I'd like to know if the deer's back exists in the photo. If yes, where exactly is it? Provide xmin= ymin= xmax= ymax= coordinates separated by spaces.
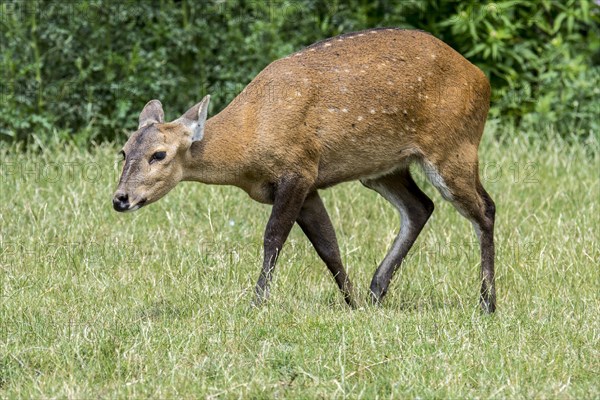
xmin=219 ymin=29 xmax=490 ymax=187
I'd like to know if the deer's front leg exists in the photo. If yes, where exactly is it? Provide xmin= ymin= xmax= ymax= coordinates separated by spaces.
xmin=253 ymin=176 xmax=310 ymax=307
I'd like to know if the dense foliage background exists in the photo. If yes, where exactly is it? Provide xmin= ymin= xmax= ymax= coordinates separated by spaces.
xmin=1 ymin=0 xmax=598 ymax=145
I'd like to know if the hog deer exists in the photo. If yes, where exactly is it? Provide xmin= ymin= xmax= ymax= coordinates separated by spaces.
xmin=113 ymin=28 xmax=496 ymax=312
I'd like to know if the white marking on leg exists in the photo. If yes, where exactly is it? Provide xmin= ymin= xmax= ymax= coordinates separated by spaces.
xmin=420 ymin=160 xmax=454 ymax=200
xmin=472 ymin=222 xmax=483 ymax=241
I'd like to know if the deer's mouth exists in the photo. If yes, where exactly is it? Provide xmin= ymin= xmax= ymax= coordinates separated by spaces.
xmin=128 ymin=198 xmax=147 ymax=211
xmin=113 ymin=195 xmax=147 ymax=213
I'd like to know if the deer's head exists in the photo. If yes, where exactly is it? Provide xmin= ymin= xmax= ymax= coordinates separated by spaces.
xmin=113 ymin=96 xmax=210 ymax=212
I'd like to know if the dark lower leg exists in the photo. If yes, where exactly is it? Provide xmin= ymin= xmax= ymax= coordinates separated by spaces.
xmin=253 ymin=176 xmax=310 ymax=307
xmin=362 ymin=172 xmax=434 ymax=304
xmin=479 ymin=188 xmax=496 ymax=313
xmin=297 ymin=192 xmax=356 ymax=308
xmin=450 ymin=187 xmax=496 ymax=313
xmin=369 ymin=231 xmax=419 ymax=303
xmin=479 ymin=228 xmax=496 ymax=313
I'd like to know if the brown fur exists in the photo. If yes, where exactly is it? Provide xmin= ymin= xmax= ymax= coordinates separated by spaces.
xmin=114 ymin=28 xmax=496 ymax=311
xmin=181 ymin=29 xmax=490 ymax=202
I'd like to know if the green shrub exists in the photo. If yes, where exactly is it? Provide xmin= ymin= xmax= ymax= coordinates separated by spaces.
xmin=441 ymin=0 xmax=599 ymax=136
xmin=0 ymin=0 xmax=598 ymax=145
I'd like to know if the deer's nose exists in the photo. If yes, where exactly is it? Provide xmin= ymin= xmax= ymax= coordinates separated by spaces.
xmin=113 ymin=192 xmax=129 ymax=212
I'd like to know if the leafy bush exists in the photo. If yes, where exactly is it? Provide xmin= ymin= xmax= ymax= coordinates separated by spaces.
xmin=440 ymin=0 xmax=600 ymax=136
xmin=0 ymin=0 xmax=598 ymax=145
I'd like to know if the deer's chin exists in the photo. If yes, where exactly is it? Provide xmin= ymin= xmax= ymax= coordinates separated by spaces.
xmin=124 ymin=198 xmax=147 ymax=212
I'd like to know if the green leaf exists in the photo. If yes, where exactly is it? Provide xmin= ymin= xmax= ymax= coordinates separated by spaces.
xmin=553 ymin=12 xmax=567 ymax=33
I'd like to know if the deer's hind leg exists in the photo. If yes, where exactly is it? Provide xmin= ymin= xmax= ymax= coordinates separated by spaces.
xmin=361 ymin=168 xmax=434 ymax=304
xmin=421 ymin=154 xmax=496 ymax=313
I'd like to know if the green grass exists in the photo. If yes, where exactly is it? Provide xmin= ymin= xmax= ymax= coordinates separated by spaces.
xmin=1 ymin=125 xmax=599 ymax=398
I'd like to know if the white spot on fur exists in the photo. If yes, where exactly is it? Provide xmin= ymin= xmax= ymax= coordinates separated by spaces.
xmin=358 ymin=33 xmax=365 ymax=37
xmin=324 ymin=43 xmax=332 ymax=47
xmin=328 ymin=108 xmax=336 ymax=113
xmin=342 ymin=108 xmax=348 ymax=113
xmin=337 ymin=39 xmax=343 ymax=42
xmin=360 ymin=69 xmax=366 ymax=73
xmin=344 ymin=69 xmax=350 ymax=73
xmin=309 ymin=48 xmax=316 ymax=52
xmin=403 ymin=109 xmax=408 ymax=115
xmin=357 ymin=116 xmax=363 ymax=121
xmin=370 ymin=109 xmax=376 ymax=114
xmin=387 ymin=80 xmax=393 ymax=85
xmin=417 ymin=76 xmax=422 ymax=82
xmin=431 ymin=54 xmax=436 ymax=59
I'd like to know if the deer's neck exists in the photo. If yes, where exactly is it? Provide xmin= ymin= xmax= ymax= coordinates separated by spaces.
xmin=183 ymin=111 xmax=249 ymax=186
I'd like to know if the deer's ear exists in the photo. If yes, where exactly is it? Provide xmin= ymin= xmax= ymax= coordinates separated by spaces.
xmin=138 ymin=100 xmax=164 ymax=129
xmin=176 ymin=95 xmax=210 ymax=142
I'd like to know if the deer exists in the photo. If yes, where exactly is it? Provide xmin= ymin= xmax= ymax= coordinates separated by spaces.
xmin=113 ymin=28 xmax=496 ymax=313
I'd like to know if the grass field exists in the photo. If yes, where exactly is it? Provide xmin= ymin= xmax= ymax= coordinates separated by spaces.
xmin=1 ymin=124 xmax=599 ymax=398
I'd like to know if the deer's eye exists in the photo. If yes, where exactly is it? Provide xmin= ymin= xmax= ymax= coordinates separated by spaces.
xmin=150 ymin=151 xmax=167 ymax=163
